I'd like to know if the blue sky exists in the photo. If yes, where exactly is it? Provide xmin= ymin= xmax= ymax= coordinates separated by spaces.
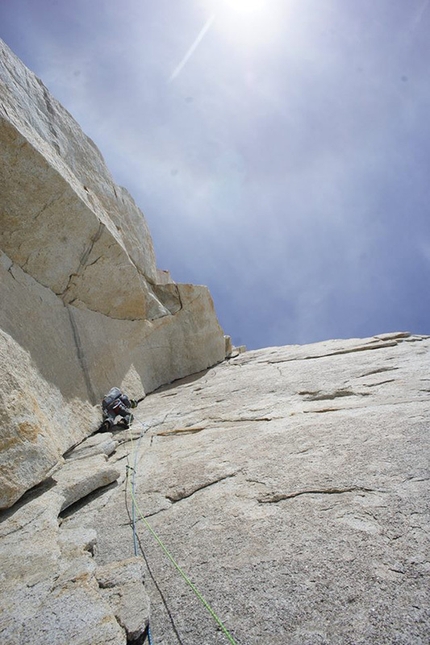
xmin=1 ymin=0 xmax=429 ymax=349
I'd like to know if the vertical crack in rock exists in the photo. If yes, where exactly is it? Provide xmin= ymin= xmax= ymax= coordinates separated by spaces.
xmin=76 ymin=221 xmax=105 ymax=272
xmin=60 ymin=221 xmax=104 ymax=299
xmin=67 ymin=305 xmax=97 ymax=405
xmin=175 ymin=283 xmax=183 ymax=311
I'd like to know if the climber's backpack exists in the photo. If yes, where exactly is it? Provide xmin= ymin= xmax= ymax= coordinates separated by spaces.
xmin=102 ymin=387 xmax=122 ymax=411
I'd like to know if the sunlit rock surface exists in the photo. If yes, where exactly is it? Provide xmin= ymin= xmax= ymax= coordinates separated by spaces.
xmin=2 ymin=333 xmax=427 ymax=644
xmin=88 ymin=332 xmax=429 ymax=645
xmin=0 ymin=39 xmax=226 ymax=507
xmin=1 ymin=38 xmax=428 ymax=645
xmin=0 ymin=430 xmax=149 ymax=644
xmin=0 ymin=328 xmax=99 ymax=509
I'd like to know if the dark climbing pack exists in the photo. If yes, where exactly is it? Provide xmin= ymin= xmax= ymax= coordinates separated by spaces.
xmin=102 ymin=387 xmax=122 ymax=411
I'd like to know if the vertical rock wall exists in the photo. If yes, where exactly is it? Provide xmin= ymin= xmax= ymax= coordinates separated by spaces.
xmin=0 ymin=39 xmax=226 ymax=508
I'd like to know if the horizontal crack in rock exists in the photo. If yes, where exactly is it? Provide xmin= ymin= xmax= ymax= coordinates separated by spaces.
xmin=359 ymin=367 xmax=399 ymax=378
xmin=211 ymin=416 xmax=273 ymax=424
xmin=268 ymin=341 xmax=399 ymax=364
xmin=303 ymin=408 xmax=340 ymax=414
xmin=157 ymin=426 xmax=206 ymax=436
xmin=298 ymin=389 xmax=368 ymax=401
xmin=166 ymin=472 xmax=239 ymax=503
xmin=301 ymin=398 xmax=422 ymax=414
xmin=364 ymin=379 xmax=396 ymax=388
xmin=258 ymin=486 xmax=378 ymax=504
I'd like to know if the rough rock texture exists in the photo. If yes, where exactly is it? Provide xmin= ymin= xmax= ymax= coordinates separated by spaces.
xmin=0 ymin=328 xmax=99 ymax=509
xmin=87 ymin=332 xmax=430 ymax=644
xmin=0 ymin=39 xmax=226 ymax=507
xmin=1 ymin=40 xmax=428 ymax=645
xmin=2 ymin=332 xmax=428 ymax=644
xmin=96 ymin=558 xmax=150 ymax=641
xmin=0 ymin=432 xmax=150 ymax=645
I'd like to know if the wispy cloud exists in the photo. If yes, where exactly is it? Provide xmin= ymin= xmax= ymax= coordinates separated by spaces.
xmin=168 ymin=13 xmax=215 ymax=82
xmin=3 ymin=1 xmax=429 ymax=348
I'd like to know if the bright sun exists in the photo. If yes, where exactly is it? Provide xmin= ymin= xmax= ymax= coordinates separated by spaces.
xmin=199 ymin=0 xmax=283 ymax=49
xmin=221 ymin=0 xmax=268 ymax=14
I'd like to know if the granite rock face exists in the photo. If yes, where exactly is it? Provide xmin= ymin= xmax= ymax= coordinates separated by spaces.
xmin=0 ymin=328 xmax=99 ymax=509
xmin=0 ymin=39 xmax=226 ymax=507
xmin=2 ymin=333 xmax=428 ymax=644
xmin=0 ymin=431 xmax=151 ymax=645
xmin=1 ymin=38 xmax=428 ymax=645
xmin=88 ymin=333 xmax=430 ymax=645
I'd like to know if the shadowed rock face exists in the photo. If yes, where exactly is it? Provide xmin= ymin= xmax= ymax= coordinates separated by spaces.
xmin=0 ymin=39 xmax=226 ymax=508
xmin=2 ymin=333 xmax=428 ymax=644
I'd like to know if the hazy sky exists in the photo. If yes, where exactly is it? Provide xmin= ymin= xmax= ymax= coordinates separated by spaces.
xmin=1 ymin=0 xmax=429 ymax=349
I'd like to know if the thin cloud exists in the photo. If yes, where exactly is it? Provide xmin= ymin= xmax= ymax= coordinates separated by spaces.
xmin=168 ymin=13 xmax=215 ymax=82
xmin=2 ymin=1 xmax=428 ymax=348
xmin=401 ymin=0 xmax=429 ymax=43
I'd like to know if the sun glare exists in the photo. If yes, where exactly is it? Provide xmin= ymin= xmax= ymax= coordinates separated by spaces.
xmin=210 ymin=0 xmax=284 ymax=45
xmin=226 ymin=0 xmax=268 ymax=14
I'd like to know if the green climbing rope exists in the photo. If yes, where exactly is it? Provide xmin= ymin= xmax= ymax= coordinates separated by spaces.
xmin=126 ymin=426 xmax=239 ymax=645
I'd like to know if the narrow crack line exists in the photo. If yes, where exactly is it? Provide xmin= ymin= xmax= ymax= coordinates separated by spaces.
xmin=61 ymin=222 xmax=104 ymax=297
xmin=268 ymin=341 xmax=399 ymax=365
xmin=158 ymin=426 xmax=206 ymax=437
xmin=86 ymin=254 xmax=103 ymax=267
xmin=306 ymin=341 xmax=399 ymax=359
xmin=210 ymin=416 xmax=273 ymax=424
xmin=33 ymin=192 xmax=64 ymax=221
xmin=175 ymin=283 xmax=183 ymax=311
xmin=303 ymin=408 xmax=340 ymax=414
xmin=299 ymin=389 xmax=369 ymax=401
xmin=301 ymin=398 xmax=426 ymax=414
xmin=359 ymin=367 xmax=399 ymax=378
xmin=77 ymin=221 xmax=104 ymax=269
xmin=1 ymin=102 xmax=11 ymax=117
xmin=5 ymin=250 xmax=143 ymax=323
xmin=139 ymin=505 xmax=172 ymax=520
xmin=258 ymin=486 xmax=379 ymax=504
xmin=67 ymin=305 xmax=97 ymax=404
xmin=245 ymin=477 xmax=268 ymax=487
xmin=118 ymin=499 xmax=171 ymax=524
xmin=166 ymin=471 xmax=240 ymax=504
xmin=363 ymin=379 xmax=396 ymax=388
xmin=0 ymin=508 xmax=46 ymax=538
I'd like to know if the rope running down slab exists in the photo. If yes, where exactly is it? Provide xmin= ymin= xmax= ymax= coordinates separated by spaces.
xmin=126 ymin=422 xmax=239 ymax=645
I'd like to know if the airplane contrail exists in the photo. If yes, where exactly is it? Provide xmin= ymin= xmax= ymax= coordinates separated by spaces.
xmin=169 ymin=14 xmax=215 ymax=82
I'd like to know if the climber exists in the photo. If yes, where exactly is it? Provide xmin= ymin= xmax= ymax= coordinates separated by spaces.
xmin=100 ymin=387 xmax=137 ymax=431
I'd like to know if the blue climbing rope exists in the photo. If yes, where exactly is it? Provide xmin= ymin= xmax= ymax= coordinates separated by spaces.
xmin=128 ymin=423 xmax=154 ymax=645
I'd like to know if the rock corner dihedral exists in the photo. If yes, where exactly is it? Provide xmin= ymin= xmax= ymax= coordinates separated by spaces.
xmin=1 ymin=38 xmax=429 ymax=645
xmin=0 ymin=37 xmax=229 ymax=510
